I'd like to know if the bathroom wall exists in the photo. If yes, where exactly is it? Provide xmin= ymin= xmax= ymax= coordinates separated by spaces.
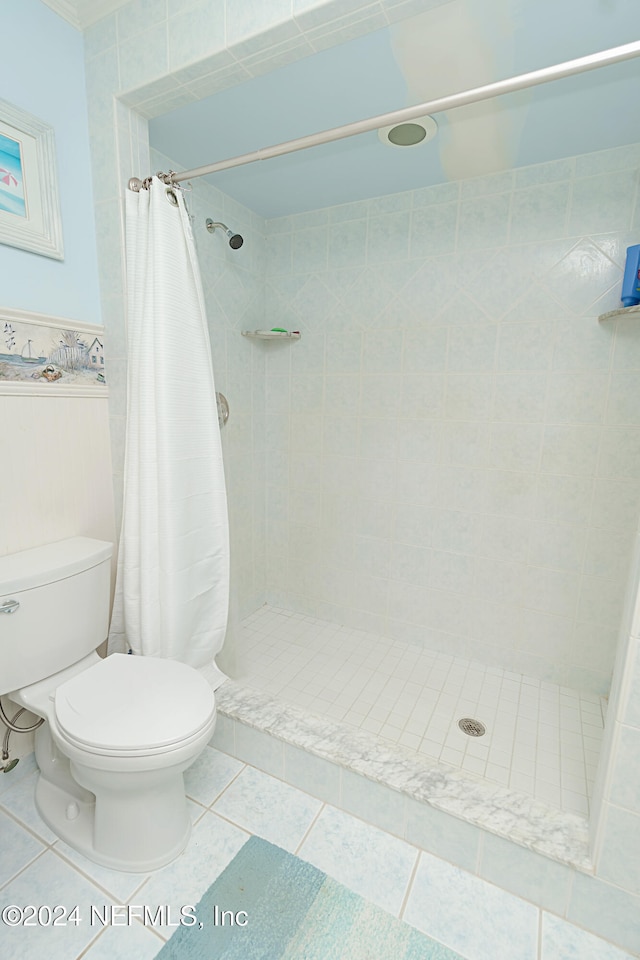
xmin=0 ymin=0 xmax=101 ymax=323
xmin=0 ymin=393 xmax=115 ymax=560
xmin=0 ymin=0 xmax=114 ymax=759
xmin=262 ymin=143 xmax=640 ymax=694
xmin=0 ymin=0 xmax=114 ymax=559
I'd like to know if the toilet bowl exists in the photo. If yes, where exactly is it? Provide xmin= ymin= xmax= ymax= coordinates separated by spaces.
xmin=1 ymin=538 xmax=219 ymax=872
xmin=15 ymin=651 xmax=216 ymax=872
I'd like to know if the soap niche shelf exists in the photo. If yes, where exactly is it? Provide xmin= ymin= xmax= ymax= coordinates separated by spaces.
xmin=242 ymin=330 xmax=301 ymax=340
xmin=598 ymin=304 xmax=640 ymax=322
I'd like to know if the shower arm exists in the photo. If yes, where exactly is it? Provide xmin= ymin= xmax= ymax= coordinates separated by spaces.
xmin=151 ymin=40 xmax=640 ymax=186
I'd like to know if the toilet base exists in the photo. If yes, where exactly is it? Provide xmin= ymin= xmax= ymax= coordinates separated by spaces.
xmin=35 ymin=775 xmax=192 ymax=873
xmin=27 ymin=714 xmax=214 ymax=873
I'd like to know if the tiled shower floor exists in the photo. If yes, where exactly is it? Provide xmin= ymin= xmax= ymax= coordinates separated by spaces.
xmin=235 ymin=606 xmax=606 ymax=817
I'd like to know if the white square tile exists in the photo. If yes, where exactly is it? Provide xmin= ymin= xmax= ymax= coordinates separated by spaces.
xmin=134 ymin=812 xmax=248 ymax=937
xmin=510 ymin=183 xmax=569 ymax=242
xmin=0 ymin=851 xmax=109 ymax=960
xmin=211 ymin=766 xmax=321 ymax=852
xmin=541 ymin=912 xmax=635 ymax=960
xmin=480 ymin=833 xmax=571 ymax=915
xmin=298 ymin=805 xmax=418 ymax=915
xmin=404 ymin=851 xmax=539 ymax=960
xmin=596 ymin=805 xmax=640 ymax=895
xmin=81 ymin=920 xmax=162 ymax=960
xmin=0 ymin=771 xmax=57 ymax=844
xmin=184 ymin=747 xmax=244 ymax=806
xmin=485 ymin=764 xmax=510 ymax=785
xmin=458 ymin=194 xmax=511 ymax=250
xmin=535 ymin=782 xmax=562 ymax=806
xmin=0 ymin=754 xmax=37 ymax=797
xmin=0 ymin=809 xmax=45 ymax=887
xmin=51 ymin=840 xmax=148 ymax=904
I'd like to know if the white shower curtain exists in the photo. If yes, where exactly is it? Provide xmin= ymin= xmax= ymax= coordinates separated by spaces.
xmin=109 ymin=177 xmax=229 ymax=685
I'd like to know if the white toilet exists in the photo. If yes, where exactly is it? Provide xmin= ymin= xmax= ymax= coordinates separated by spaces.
xmin=0 ymin=537 xmax=217 ymax=872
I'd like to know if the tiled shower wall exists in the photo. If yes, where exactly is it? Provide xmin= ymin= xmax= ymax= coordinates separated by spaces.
xmin=262 ymin=143 xmax=640 ymax=694
xmin=145 ymin=139 xmax=640 ymax=697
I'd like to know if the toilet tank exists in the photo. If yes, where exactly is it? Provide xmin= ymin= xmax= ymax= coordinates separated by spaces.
xmin=0 ymin=538 xmax=113 ymax=697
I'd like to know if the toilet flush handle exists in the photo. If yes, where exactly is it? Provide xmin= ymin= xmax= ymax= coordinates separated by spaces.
xmin=0 ymin=600 xmax=20 ymax=615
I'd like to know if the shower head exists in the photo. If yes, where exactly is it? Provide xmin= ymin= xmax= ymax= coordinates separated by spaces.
xmin=205 ymin=218 xmax=244 ymax=249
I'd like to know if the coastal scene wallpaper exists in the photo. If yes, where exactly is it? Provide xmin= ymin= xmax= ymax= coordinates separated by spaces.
xmin=0 ymin=313 xmax=106 ymax=388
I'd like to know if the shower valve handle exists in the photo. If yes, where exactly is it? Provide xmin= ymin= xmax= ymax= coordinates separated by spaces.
xmin=0 ymin=600 xmax=20 ymax=615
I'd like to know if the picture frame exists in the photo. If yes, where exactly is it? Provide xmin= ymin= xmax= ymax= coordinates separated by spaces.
xmin=0 ymin=98 xmax=64 ymax=260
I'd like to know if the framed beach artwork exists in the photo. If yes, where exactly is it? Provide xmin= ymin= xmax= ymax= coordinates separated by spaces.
xmin=0 ymin=98 xmax=64 ymax=260
xmin=0 ymin=307 xmax=107 ymax=397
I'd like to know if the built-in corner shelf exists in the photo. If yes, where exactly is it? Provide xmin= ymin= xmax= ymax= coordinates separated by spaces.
xmin=242 ymin=330 xmax=301 ymax=340
xmin=598 ymin=304 xmax=640 ymax=322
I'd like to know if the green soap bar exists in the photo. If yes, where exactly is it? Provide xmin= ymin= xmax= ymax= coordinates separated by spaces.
xmin=270 ymin=327 xmax=288 ymax=332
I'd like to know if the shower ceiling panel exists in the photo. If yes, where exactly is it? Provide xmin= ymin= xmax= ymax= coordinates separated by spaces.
xmin=148 ymin=0 xmax=640 ymax=218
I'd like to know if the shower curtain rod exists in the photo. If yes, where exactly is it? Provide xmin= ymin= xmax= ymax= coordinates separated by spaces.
xmin=132 ymin=39 xmax=640 ymax=189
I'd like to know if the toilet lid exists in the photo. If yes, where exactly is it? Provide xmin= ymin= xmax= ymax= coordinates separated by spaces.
xmin=54 ymin=654 xmax=216 ymax=754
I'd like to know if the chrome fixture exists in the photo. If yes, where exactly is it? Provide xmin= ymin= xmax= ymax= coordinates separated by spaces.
xmin=0 ymin=600 xmax=20 ymax=615
xmin=458 ymin=718 xmax=486 ymax=737
xmin=216 ymin=392 xmax=229 ymax=428
xmin=205 ymin=219 xmax=244 ymax=249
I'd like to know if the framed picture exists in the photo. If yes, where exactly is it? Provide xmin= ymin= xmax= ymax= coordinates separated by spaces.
xmin=0 ymin=98 xmax=63 ymax=260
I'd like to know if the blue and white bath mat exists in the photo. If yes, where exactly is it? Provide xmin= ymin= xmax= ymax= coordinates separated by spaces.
xmin=156 ymin=835 xmax=463 ymax=959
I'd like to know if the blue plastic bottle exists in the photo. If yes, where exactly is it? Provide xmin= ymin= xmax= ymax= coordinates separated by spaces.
xmin=621 ymin=244 xmax=640 ymax=307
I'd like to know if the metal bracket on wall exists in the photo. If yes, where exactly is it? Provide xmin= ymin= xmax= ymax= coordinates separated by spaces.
xmin=216 ymin=392 xmax=229 ymax=429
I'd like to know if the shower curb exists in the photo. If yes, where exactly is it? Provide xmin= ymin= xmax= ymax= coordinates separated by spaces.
xmin=214 ymin=679 xmax=592 ymax=874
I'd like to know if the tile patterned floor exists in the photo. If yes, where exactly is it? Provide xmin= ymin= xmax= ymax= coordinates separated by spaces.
xmin=235 ymin=606 xmax=606 ymax=816
xmin=0 ymin=746 xmax=634 ymax=960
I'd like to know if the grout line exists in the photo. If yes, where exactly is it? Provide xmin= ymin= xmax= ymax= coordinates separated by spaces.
xmin=537 ymin=907 xmax=544 ymax=960
xmin=563 ymin=852 xmax=577 ymax=922
xmin=293 ymin=801 xmax=325 ymax=856
xmin=48 ymin=842 xmax=147 ymax=904
xmin=397 ymin=845 xmax=421 ymax=921
xmin=0 ymin=800 xmax=58 ymax=854
xmin=187 ymin=798 xmax=208 ymax=820
xmin=75 ymin=925 xmax=110 ymax=960
xmin=203 ymin=760 xmax=248 ymax=810
xmin=202 ymin=805 xmax=253 ymax=838
xmin=475 ymin=829 xmax=484 ymax=876
xmin=0 ymin=844 xmax=50 ymax=894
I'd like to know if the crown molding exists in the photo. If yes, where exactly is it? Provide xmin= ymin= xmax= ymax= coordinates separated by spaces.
xmin=40 ymin=0 xmax=131 ymax=30
xmin=76 ymin=0 xmax=131 ymax=28
xmin=40 ymin=0 xmax=81 ymax=29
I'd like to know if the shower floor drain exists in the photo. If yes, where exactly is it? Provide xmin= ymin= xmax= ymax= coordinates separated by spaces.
xmin=458 ymin=717 xmax=486 ymax=737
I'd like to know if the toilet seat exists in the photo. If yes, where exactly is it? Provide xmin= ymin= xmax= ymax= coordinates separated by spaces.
xmin=54 ymin=653 xmax=216 ymax=757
